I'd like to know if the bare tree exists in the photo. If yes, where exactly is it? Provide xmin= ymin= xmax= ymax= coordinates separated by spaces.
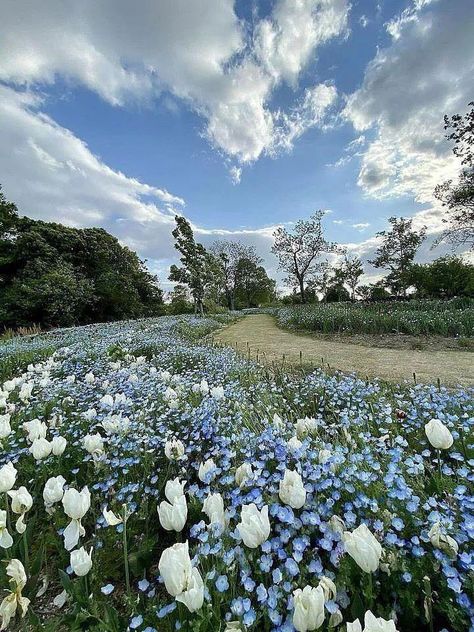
xmin=271 ymin=211 xmax=338 ymax=303
xmin=211 ymin=240 xmax=261 ymax=310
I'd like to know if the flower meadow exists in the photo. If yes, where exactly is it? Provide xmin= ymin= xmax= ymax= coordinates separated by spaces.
xmin=0 ymin=315 xmax=473 ymax=632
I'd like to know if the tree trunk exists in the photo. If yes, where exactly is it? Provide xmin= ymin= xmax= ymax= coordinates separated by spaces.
xmin=298 ymin=276 xmax=306 ymax=303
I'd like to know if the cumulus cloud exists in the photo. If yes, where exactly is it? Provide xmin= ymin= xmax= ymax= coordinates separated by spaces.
xmin=0 ymin=0 xmax=349 ymax=166
xmin=344 ymin=0 xmax=474 ymax=211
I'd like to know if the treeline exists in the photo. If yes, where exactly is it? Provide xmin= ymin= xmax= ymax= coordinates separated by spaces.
xmin=0 ymin=189 xmax=164 ymax=328
xmin=167 ymin=215 xmax=276 ymax=315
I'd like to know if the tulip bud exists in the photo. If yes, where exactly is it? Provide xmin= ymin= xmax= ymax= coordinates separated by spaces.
xmin=175 ymin=566 xmax=204 ymax=612
xmin=293 ymin=585 xmax=325 ymax=632
xmin=424 ymin=418 xmax=453 ymax=450
xmin=51 ymin=436 xmax=67 ymax=456
xmin=158 ymin=495 xmax=187 ymax=532
xmin=70 ymin=547 xmax=93 ymax=576
xmin=202 ymin=493 xmax=226 ymax=527
xmin=62 ymin=486 xmax=91 ymax=550
xmin=237 ymin=504 xmax=270 ymax=549
xmin=164 ymin=478 xmax=186 ymax=504
xmin=279 ymin=469 xmax=306 ymax=509
xmin=0 ymin=414 xmax=12 ymax=440
xmin=43 ymin=475 xmax=66 ymax=508
xmin=210 ymin=386 xmax=225 ymax=400
xmin=83 ymin=434 xmax=104 ymax=458
xmin=158 ymin=541 xmax=193 ymax=596
xmin=288 ymin=435 xmax=303 ymax=452
xmin=198 ymin=458 xmax=216 ymax=482
xmin=0 ymin=510 xmax=13 ymax=549
xmin=348 ymin=610 xmax=398 ymax=631
xmin=235 ymin=462 xmax=253 ymax=488
xmin=0 ymin=462 xmax=17 ymax=493
xmin=23 ymin=419 xmax=47 ymax=443
xmin=8 ymin=487 xmax=33 ymax=534
xmin=344 ymin=524 xmax=382 ymax=573
xmin=428 ymin=521 xmax=458 ymax=558
xmin=29 ymin=437 xmax=52 ymax=461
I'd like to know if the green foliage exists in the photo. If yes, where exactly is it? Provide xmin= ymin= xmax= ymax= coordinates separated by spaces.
xmin=275 ymin=299 xmax=474 ymax=336
xmin=234 ymin=257 xmax=276 ymax=308
xmin=0 ymin=188 xmax=164 ymax=328
xmin=404 ymin=256 xmax=474 ymax=298
xmin=325 ymin=283 xmax=351 ymax=303
xmin=369 ymin=217 xmax=426 ymax=295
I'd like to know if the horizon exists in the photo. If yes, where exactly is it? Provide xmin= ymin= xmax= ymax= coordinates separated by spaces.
xmin=1 ymin=0 xmax=473 ymax=290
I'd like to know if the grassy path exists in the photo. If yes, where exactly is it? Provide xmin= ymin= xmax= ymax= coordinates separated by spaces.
xmin=215 ymin=314 xmax=474 ymax=387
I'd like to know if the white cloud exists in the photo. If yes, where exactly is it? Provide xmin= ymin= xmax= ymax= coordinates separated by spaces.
xmin=352 ymin=222 xmax=370 ymax=231
xmin=0 ymin=0 xmax=349 ymax=166
xmin=344 ymin=0 xmax=474 ymax=212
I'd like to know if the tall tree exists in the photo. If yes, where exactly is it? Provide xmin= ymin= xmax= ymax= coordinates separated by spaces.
xmin=434 ymin=102 xmax=474 ymax=250
xmin=272 ymin=211 xmax=338 ymax=303
xmin=369 ymin=217 xmax=426 ymax=296
xmin=211 ymin=240 xmax=261 ymax=310
xmin=169 ymin=215 xmax=217 ymax=316
xmin=234 ymin=258 xmax=276 ymax=307
xmin=334 ymin=255 xmax=364 ymax=300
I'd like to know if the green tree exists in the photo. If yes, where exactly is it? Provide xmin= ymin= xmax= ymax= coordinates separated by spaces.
xmin=169 ymin=216 xmax=217 ymax=316
xmin=211 ymin=241 xmax=261 ymax=310
xmin=404 ymin=256 xmax=474 ymax=298
xmin=272 ymin=211 xmax=338 ymax=303
xmin=334 ymin=255 xmax=364 ymax=300
xmin=325 ymin=283 xmax=350 ymax=302
xmin=369 ymin=217 xmax=426 ymax=295
xmin=234 ymin=258 xmax=276 ymax=307
xmin=434 ymin=103 xmax=474 ymax=250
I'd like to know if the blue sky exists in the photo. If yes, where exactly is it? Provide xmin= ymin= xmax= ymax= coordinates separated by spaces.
xmin=1 ymin=0 xmax=472 ymax=289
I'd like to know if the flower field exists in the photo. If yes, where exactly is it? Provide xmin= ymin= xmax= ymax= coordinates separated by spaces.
xmin=273 ymin=299 xmax=474 ymax=337
xmin=0 ymin=314 xmax=473 ymax=632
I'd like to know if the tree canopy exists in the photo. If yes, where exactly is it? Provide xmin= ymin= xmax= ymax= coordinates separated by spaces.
xmin=0 ymin=187 xmax=164 ymax=328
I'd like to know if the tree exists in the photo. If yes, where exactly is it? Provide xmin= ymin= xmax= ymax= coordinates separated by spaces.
xmin=234 ymin=258 xmax=276 ymax=307
xmin=168 ymin=285 xmax=193 ymax=315
xmin=169 ymin=216 xmax=217 ymax=316
xmin=0 ymin=187 xmax=164 ymax=328
xmin=211 ymin=241 xmax=261 ymax=310
xmin=369 ymin=217 xmax=426 ymax=296
xmin=325 ymin=283 xmax=350 ymax=302
xmin=403 ymin=256 xmax=474 ymax=298
xmin=272 ymin=211 xmax=338 ymax=303
xmin=434 ymin=102 xmax=474 ymax=250
xmin=334 ymin=255 xmax=364 ymax=300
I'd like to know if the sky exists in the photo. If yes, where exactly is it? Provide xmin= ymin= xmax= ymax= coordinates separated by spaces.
xmin=1 ymin=0 xmax=473 ymax=291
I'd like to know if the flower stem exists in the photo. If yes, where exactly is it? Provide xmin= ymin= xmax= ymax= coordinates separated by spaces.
xmin=123 ymin=506 xmax=131 ymax=598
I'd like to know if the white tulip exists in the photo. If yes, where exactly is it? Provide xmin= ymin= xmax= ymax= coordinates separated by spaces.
xmin=23 ymin=419 xmax=47 ymax=443
xmin=347 ymin=610 xmax=398 ymax=631
xmin=84 ymin=372 xmax=95 ymax=384
xmin=164 ymin=387 xmax=178 ymax=401
xmin=164 ymin=438 xmax=185 ymax=460
xmin=329 ymin=515 xmax=345 ymax=536
xmin=70 ymin=547 xmax=93 ymax=576
xmin=237 ymin=504 xmax=270 ymax=548
xmin=102 ymin=507 xmax=123 ymax=526
xmin=199 ymin=379 xmax=209 ymax=395
xmin=165 ymin=478 xmax=186 ymax=504
xmin=82 ymin=408 xmax=97 ymax=421
xmin=318 ymin=576 xmax=337 ymax=602
xmin=83 ymin=434 xmax=104 ymax=458
xmin=0 ymin=415 xmax=12 ymax=439
xmin=210 ymin=386 xmax=225 ymax=400
xmin=296 ymin=417 xmax=317 ymax=438
xmin=158 ymin=495 xmax=187 ymax=532
xmin=273 ymin=413 xmax=284 ymax=429
xmin=158 ymin=541 xmax=193 ymax=596
xmin=344 ymin=524 xmax=382 ymax=573
xmin=0 ymin=559 xmax=29 ymax=629
xmin=428 ymin=521 xmax=458 ymax=557
xmin=51 ymin=436 xmax=67 ymax=456
xmin=235 ymin=462 xmax=254 ymax=488
xmin=8 ymin=487 xmax=33 ymax=534
xmin=0 ymin=462 xmax=17 ymax=493
xmin=160 ymin=370 xmax=172 ymax=383
xmin=279 ymin=469 xmax=306 ymax=509
xmin=29 ymin=437 xmax=52 ymax=461
xmin=318 ymin=449 xmax=332 ymax=465
xmin=0 ymin=510 xmax=13 ymax=548
xmin=100 ymin=394 xmax=114 ymax=408
xmin=202 ymin=493 xmax=226 ymax=527
xmin=62 ymin=486 xmax=91 ymax=550
xmin=43 ymin=476 xmax=66 ymax=508
xmin=424 ymin=418 xmax=453 ymax=450
xmin=19 ymin=383 xmax=33 ymax=402
xmin=288 ymin=435 xmax=303 ymax=451
xmin=175 ymin=566 xmax=204 ymax=612
xmin=293 ymin=585 xmax=325 ymax=631
xmin=198 ymin=458 xmax=216 ymax=482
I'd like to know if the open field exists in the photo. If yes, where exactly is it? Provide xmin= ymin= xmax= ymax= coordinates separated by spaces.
xmin=215 ymin=314 xmax=474 ymax=387
xmin=274 ymin=299 xmax=474 ymax=338
xmin=0 ymin=314 xmax=472 ymax=631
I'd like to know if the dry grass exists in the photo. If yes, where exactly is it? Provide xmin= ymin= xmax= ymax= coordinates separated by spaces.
xmin=215 ymin=314 xmax=474 ymax=387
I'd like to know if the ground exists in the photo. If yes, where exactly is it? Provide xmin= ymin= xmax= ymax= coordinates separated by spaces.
xmin=214 ymin=313 xmax=474 ymax=387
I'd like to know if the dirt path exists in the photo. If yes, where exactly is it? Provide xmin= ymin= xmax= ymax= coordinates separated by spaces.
xmin=215 ymin=314 xmax=474 ymax=387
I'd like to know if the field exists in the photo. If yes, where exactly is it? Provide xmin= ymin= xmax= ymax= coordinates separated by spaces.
xmin=273 ymin=299 xmax=474 ymax=338
xmin=0 ymin=314 xmax=473 ymax=631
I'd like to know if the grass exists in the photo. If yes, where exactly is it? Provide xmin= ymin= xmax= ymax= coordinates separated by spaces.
xmin=214 ymin=313 xmax=474 ymax=387
xmin=272 ymin=298 xmax=474 ymax=337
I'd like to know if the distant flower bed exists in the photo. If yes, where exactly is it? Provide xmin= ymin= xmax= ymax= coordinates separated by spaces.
xmin=0 ymin=314 xmax=472 ymax=631
xmin=273 ymin=299 xmax=474 ymax=337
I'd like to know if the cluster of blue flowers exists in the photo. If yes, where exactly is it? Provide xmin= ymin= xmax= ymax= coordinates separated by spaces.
xmin=0 ymin=314 xmax=472 ymax=631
